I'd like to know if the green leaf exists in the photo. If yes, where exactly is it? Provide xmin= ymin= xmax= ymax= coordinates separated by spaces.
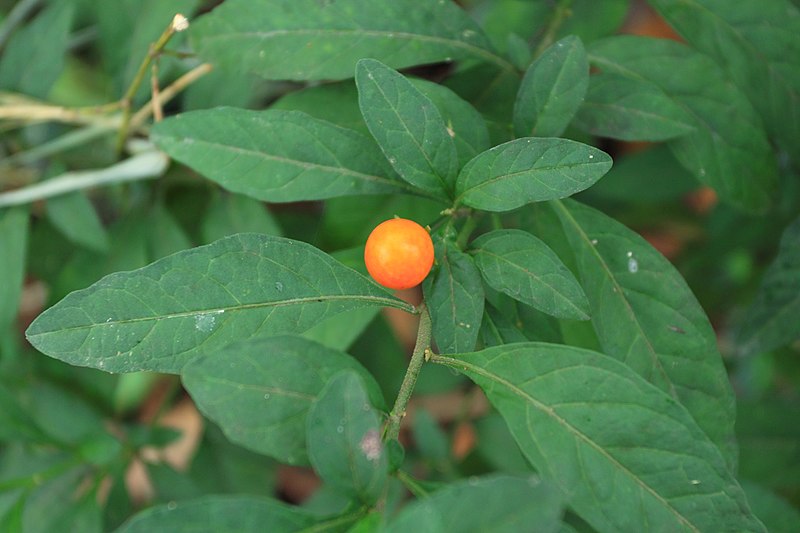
xmin=559 ymin=0 xmax=631 ymax=44
xmin=301 ymin=306 xmax=379 ymax=352
xmin=45 ymin=192 xmax=109 ymax=253
xmin=26 ymin=233 xmax=413 ymax=374
xmin=386 ymin=474 xmax=564 ymax=533
xmin=114 ymin=495 xmax=357 ymax=532
xmin=191 ymin=0 xmax=510 ymax=81
xmin=201 ymin=193 xmax=282 ymax=244
xmin=474 ymin=414 xmax=531 ymax=474
xmin=151 ymin=108 xmax=413 ymax=203
xmin=146 ymin=205 xmax=192 ymax=260
xmin=432 ymin=344 xmax=765 ymax=532
xmin=0 ymin=208 xmax=28 ymax=335
xmin=470 ymin=229 xmax=589 ymax=320
xmin=479 ymin=304 xmax=529 ymax=348
xmin=271 ymin=81 xmax=367 ymax=134
xmin=648 ymin=0 xmax=800 ymax=160
xmin=412 ymin=408 xmax=450 ymax=465
xmin=736 ymin=399 xmax=800 ymax=491
xmin=307 ymin=371 xmax=388 ymax=503
xmin=740 ymin=481 xmax=800 ymax=533
xmin=514 ymin=35 xmax=589 ymax=138
xmin=182 ymin=336 xmax=384 ymax=465
xmin=574 ymin=73 xmax=696 ymax=141
xmin=409 ymin=79 xmax=491 ymax=168
xmin=553 ymin=199 xmax=737 ymax=469
xmin=445 ymin=63 xmax=521 ymax=144
xmin=423 ymin=241 xmax=484 ymax=354
xmin=455 ymin=138 xmax=612 ymax=212
xmin=585 ymin=144 xmax=697 ymax=203
xmin=736 ymin=216 xmax=800 ymax=356
xmin=0 ymin=0 xmax=74 ymax=99
xmin=588 ymin=35 xmax=777 ymax=213
xmin=356 ymin=59 xmax=458 ymax=198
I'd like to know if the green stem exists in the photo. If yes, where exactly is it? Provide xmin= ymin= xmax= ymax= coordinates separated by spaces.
xmin=456 ymin=212 xmax=479 ymax=249
xmin=532 ymin=0 xmax=574 ymax=60
xmin=0 ymin=150 xmax=168 ymax=207
xmin=384 ymin=304 xmax=432 ymax=442
xmin=115 ymin=14 xmax=188 ymax=153
xmin=396 ymin=469 xmax=430 ymax=498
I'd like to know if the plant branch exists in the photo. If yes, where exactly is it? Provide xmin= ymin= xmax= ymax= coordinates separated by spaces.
xmin=384 ymin=304 xmax=432 ymax=442
xmin=115 ymin=13 xmax=189 ymax=152
xmin=532 ymin=0 xmax=574 ymax=60
xmin=130 ymin=62 xmax=213 ymax=129
xmin=0 ymin=150 xmax=169 ymax=207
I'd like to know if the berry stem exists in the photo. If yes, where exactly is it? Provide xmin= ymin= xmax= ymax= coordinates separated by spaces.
xmin=384 ymin=303 xmax=432 ymax=442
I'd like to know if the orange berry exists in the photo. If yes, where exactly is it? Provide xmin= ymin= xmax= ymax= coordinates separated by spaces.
xmin=364 ymin=218 xmax=434 ymax=290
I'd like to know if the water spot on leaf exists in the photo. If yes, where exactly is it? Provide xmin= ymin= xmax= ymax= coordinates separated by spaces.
xmin=627 ymin=254 xmax=639 ymax=273
xmin=336 ymin=425 xmax=344 ymax=434
xmin=275 ymin=281 xmax=284 ymax=292
xmin=195 ymin=313 xmax=217 ymax=332
xmin=360 ymin=429 xmax=382 ymax=461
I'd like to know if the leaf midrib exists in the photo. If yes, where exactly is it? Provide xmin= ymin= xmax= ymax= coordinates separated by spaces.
xmin=456 ymin=158 xmax=606 ymax=204
xmin=203 ymin=28 xmax=515 ymax=72
xmin=28 ymin=294 xmax=413 ymax=336
xmin=161 ymin=136 xmax=414 ymax=193
xmin=474 ymin=247 xmax=587 ymax=318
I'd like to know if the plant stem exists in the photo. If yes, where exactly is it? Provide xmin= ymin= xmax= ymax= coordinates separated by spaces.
xmin=130 ymin=62 xmax=213 ymax=129
xmin=115 ymin=14 xmax=189 ymax=153
xmin=532 ymin=0 xmax=574 ymax=60
xmin=456 ymin=212 xmax=479 ymax=249
xmin=0 ymin=150 xmax=169 ymax=207
xmin=385 ymin=304 xmax=432 ymax=441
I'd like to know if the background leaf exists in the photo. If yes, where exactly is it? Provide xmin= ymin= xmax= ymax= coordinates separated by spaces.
xmin=26 ymin=233 xmax=412 ymax=374
xmin=0 ymin=0 xmax=74 ymax=99
xmin=736 ymin=399 xmax=800 ymax=492
xmin=433 ymin=343 xmax=765 ymax=532
xmin=0 ymin=208 xmax=28 ymax=336
xmin=45 ymin=193 xmax=109 ymax=253
xmin=423 ymin=240 xmax=484 ymax=354
xmin=584 ymin=144 xmax=696 ymax=203
xmin=201 ymin=193 xmax=282 ymax=244
xmin=182 ymin=336 xmax=384 ymax=465
xmin=553 ymin=199 xmax=738 ymax=469
xmin=152 ymin=108 xmax=413 ymax=203
xmin=410 ymin=79 xmax=491 ymax=168
xmin=513 ymin=35 xmax=589 ymax=138
xmin=588 ymin=35 xmax=777 ymax=213
xmin=736 ymin=215 xmax=800 ymax=356
xmin=115 ymin=495 xmax=352 ymax=532
xmin=647 ymin=0 xmax=800 ymax=161
xmin=455 ymin=138 xmax=612 ymax=212
xmin=191 ymin=0 xmax=510 ymax=81
xmin=470 ymin=229 xmax=589 ymax=320
xmin=356 ymin=59 xmax=458 ymax=197
xmin=386 ymin=475 xmax=564 ymax=533
xmin=574 ymin=73 xmax=696 ymax=141
xmin=307 ymin=371 xmax=388 ymax=503
xmin=740 ymin=480 xmax=800 ymax=533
